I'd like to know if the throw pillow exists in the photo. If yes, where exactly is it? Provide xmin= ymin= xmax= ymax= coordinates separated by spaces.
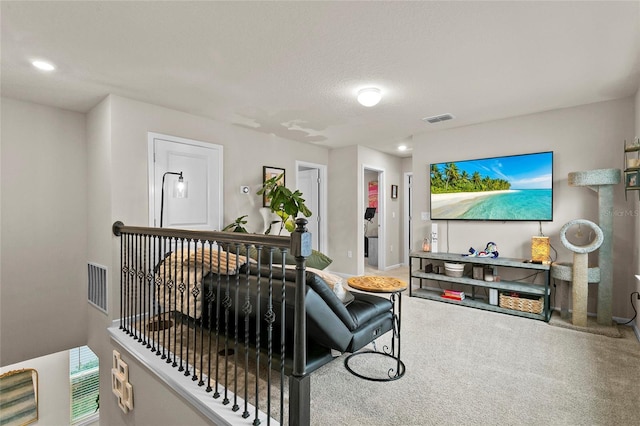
xmin=289 ymin=266 xmax=354 ymax=305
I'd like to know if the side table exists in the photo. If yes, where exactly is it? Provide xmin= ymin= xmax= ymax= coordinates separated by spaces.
xmin=344 ymin=276 xmax=407 ymax=381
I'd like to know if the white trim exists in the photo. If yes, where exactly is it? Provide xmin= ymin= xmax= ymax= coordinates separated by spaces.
xmin=403 ymin=172 xmax=413 ymax=265
xmin=295 ymin=161 xmax=328 ymax=255
xmin=147 ymin=132 xmax=224 ymax=229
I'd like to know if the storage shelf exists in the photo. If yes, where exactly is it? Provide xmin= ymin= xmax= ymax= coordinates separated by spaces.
xmin=409 ymin=251 xmax=551 ymax=322
xmin=411 ymin=271 xmax=547 ymax=296
xmin=624 ymin=141 xmax=640 ymax=200
xmin=412 ymin=288 xmax=546 ymax=321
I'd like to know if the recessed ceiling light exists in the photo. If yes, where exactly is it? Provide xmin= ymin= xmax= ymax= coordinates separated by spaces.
xmin=357 ymin=88 xmax=382 ymax=107
xmin=32 ymin=60 xmax=55 ymax=71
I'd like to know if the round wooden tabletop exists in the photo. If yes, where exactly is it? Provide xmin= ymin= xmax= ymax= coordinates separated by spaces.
xmin=347 ymin=276 xmax=407 ymax=293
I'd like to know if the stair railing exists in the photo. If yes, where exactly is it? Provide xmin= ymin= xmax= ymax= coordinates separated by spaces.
xmin=111 ymin=219 xmax=311 ymax=425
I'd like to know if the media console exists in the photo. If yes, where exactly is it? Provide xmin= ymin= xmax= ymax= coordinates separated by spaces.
xmin=409 ymin=252 xmax=551 ymax=321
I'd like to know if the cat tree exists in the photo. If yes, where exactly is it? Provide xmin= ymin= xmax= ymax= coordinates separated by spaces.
xmin=551 ymin=168 xmax=620 ymax=326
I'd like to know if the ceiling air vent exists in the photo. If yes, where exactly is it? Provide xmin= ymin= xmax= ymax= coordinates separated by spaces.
xmin=422 ymin=113 xmax=455 ymax=124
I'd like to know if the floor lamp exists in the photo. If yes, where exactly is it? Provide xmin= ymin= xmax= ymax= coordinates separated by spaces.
xmin=160 ymin=171 xmax=185 ymax=228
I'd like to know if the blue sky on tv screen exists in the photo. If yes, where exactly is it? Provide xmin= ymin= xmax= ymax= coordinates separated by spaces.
xmin=434 ymin=152 xmax=553 ymax=190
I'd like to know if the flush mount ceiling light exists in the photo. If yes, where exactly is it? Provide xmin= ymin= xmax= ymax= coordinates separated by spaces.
xmin=357 ymin=88 xmax=382 ymax=107
xmin=32 ymin=60 xmax=55 ymax=71
xmin=398 ymin=145 xmax=407 ymax=151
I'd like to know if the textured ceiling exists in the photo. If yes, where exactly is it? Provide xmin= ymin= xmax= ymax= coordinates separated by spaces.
xmin=2 ymin=1 xmax=639 ymax=157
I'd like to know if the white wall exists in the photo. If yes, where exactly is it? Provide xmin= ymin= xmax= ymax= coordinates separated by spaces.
xmin=327 ymin=145 xmax=403 ymax=275
xmin=0 ymin=98 xmax=88 ymax=366
xmin=328 ymin=146 xmax=359 ymax=274
xmin=412 ymin=97 xmax=636 ymax=317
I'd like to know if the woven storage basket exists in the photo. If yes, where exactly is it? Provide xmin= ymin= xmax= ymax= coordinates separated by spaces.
xmin=499 ymin=293 xmax=543 ymax=314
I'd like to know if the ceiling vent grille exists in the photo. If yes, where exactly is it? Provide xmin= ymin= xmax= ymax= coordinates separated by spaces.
xmin=88 ymin=262 xmax=108 ymax=314
xmin=422 ymin=113 xmax=455 ymax=124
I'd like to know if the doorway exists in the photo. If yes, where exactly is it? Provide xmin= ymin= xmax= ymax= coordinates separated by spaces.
xmin=296 ymin=161 xmax=327 ymax=254
xmin=363 ymin=165 xmax=385 ymax=273
xmin=147 ymin=133 xmax=223 ymax=230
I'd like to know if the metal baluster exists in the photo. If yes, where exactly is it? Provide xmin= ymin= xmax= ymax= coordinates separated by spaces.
xmin=127 ymin=233 xmax=135 ymax=336
xmin=184 ymin=239 xmax=191 ymax=377
xmin=134 ymin=233 xmax=141 ymax=340
xmin=161 ymin=236 xmax=168 ymax=360
xmin=252 ymin=245 xmax=263 ymax=426
xmin=178 ymin=238 xmax=186 ymax=372
xmin=151 ymin=235 xmax=158 ymax=353
xmin=120 ymin=233 xmax=125 ymax=330
xmin=196 ymin=239 xmax=205 ymax=385
xmin=232 ymin=245 xmax=241 ymax=411
xmin=279 ymin=256 xmax=286 ymax=426
xmin=205 ymin=240 xmax=215 ymax=391
xmin=213 ymin=244 xmax=223 ymax=400
xmin=265 ymin=247 xmax=276 ymax=426
xmin=169 ymin=236 xmax=177 ymax=365
xmin=140 ymin=235 xmax=151 ymax=348
xmin=222 ymin=248 xmax=232 ymax=405
xmin=241 ymin=243 xmax=252 ymax=419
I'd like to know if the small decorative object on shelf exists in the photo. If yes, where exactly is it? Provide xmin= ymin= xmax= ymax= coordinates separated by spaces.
xmin=422 ymin=236 xmax=431 ymax=252
xmin=463 ymin=242 xmax=499 ymax=258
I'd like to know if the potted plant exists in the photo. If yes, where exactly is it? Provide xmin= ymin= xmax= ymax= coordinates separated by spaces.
xmin=221 ymin=215 xmax=249 ymax=233
xmin=257 ymin=172 xmax=312 ymax=235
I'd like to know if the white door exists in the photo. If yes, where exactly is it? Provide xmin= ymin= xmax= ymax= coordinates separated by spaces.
xmin=298 ymin=167 xmax=320 ymax=251
xmin=148 ymin=133 xmax=223 ymax=230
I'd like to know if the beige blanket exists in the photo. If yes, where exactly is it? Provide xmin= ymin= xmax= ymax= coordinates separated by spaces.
xmin=155 ymin=247 xmax=248 ymax=319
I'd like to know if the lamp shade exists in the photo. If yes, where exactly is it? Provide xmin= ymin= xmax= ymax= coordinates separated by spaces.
xmin=357 ymin=88 xmax=382 ymax=107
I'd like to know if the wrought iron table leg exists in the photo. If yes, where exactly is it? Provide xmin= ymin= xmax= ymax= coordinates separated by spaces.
xmin=344 ymin=290 xmax=405 ymax=382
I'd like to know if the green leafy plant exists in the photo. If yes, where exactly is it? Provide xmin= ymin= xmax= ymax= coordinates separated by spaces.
xmin=221 ymin=215 xmax=249 ymax=233
xmin=257 ymin=172 xmax=312 ymax=234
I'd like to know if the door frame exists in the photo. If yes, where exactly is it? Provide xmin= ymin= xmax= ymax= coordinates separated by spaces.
xmin=361 ymin=164 xmax=385 ymax=273
xmin=295 ymin=161 xmax=328 ymax=255
xmin=147 ymin=132 xmax=224 ymax=229
xmin=403 ymin=172 xmax=413 ymax=265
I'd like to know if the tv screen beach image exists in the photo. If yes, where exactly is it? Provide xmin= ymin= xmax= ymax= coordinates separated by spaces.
xmin=430 ymin=152 xmax=553 ymax=221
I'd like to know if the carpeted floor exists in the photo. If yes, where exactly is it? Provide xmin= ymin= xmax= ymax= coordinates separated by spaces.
xmin=308 ymin=294 xmax=640 ymax=425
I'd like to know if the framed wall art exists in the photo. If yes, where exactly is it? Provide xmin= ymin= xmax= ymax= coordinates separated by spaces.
xmin=0 ymin=369 xmax=38 ymax=426
xmin=263 ymin=166 xmax=285 ymax=207
xmin=391 ymin=184 xmax=398 ymax=199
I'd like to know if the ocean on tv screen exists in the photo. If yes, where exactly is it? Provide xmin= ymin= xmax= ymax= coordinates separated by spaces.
xmin=430 ymin=189 xmax=552 ymax=221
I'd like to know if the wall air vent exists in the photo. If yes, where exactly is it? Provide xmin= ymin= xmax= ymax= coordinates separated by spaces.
xmin=88 ymin=262 xmax=108 ymax=314
xmin=422 ymin=113 xmax=455 ymax=124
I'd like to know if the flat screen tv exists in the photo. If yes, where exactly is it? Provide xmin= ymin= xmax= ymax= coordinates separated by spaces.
xmin=430 ymin=151 xmax=553 ymax=221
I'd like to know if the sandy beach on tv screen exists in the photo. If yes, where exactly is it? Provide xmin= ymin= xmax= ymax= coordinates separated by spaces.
xmin=431 ymin=190 xmax=517 ymax=218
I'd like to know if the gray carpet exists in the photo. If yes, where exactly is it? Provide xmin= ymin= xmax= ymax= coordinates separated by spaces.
xmin=308 ymin=295 xmax=640 ymax=425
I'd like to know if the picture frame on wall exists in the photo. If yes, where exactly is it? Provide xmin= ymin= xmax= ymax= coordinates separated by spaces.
xmin=626 ymin=171 xmax=638 ymax=187
xmin=0 ymin=369 xmax=39 ymax=426
xmin=263 ymin=166 xmax=285 ymax=207
xmin=391 ymin=184 xmax=398 ymax=199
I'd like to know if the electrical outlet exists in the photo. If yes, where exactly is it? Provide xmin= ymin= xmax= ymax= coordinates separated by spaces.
xmin=390 ymin=245 xmax=393 ymax=252
xmin=347 ymin=250 xmax=352 ymax=258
